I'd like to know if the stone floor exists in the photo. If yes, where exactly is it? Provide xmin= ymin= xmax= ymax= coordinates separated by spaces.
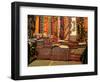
xmin=29 ymin=59 xmax=82 ymax=67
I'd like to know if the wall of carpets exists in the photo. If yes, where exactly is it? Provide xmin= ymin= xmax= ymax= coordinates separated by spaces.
xmin=28 ymin=15 xmax=88 ymax=42
xmin=28 ymin=15 xmax=71 ymax=41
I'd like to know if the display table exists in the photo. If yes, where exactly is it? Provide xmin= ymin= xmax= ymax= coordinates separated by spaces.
xmin=37 ymin=45 xmax=69 ymax=61
xmin=51 ymin=45 xmax=69 ymax=61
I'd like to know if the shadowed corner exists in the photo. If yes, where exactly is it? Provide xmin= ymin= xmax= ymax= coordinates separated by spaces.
xmin=80 ymin=46 xmax=88 ymax=64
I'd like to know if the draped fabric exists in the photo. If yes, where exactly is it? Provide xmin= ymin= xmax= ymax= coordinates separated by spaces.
xmin=51 ymin=16 xmax=54 ymax=35
xmin=35 ymin=16 xmax=39 ymax=34
xmin=28 ymin=15 xmax=72 ymax=40
xmin=63 ymin=17 xmax=71 ymax=40
xmin=48 ymin=16 xmax=51 ymax=35
xmin=76 ymin=17 xmax=88 ymax=42
xmin=44 ymin=16 xmax=49 ymax=35
xmin=39 ymin=16 xmax=44 ymax=33
xmin=28 ymin=15 xmax=87 ymax=42
xmin=59 ymin=17 xmax=64 ymax=40
xmin=53 ymin=16 xmax=58 ymax=38
xmin=58 ymin=16 xmax=60 ymax=40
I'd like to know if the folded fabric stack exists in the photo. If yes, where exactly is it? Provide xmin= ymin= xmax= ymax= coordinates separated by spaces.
xmin=36 ymin=39 xmax=44 ymax=48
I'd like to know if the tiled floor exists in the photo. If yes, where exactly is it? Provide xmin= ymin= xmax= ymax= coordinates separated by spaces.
xmin=29 ymin=60 xmax=82 ymax=67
